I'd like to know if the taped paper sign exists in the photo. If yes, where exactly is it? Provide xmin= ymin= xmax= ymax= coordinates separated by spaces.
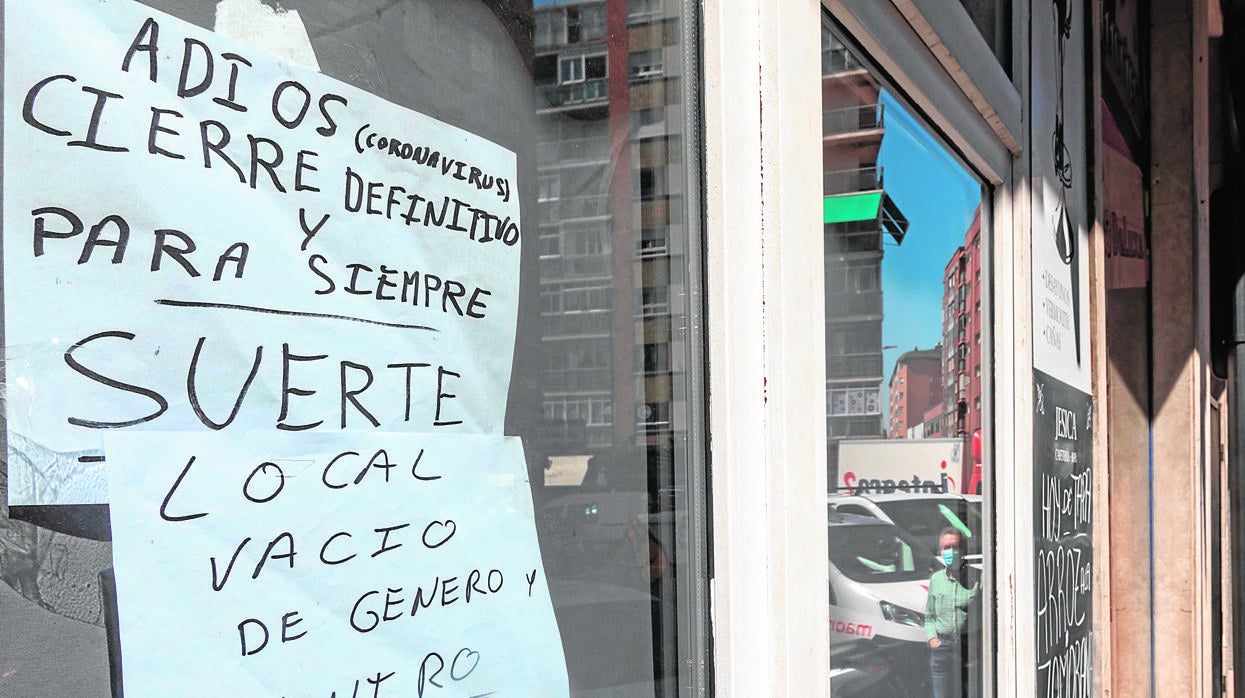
xmin=1030 ymin=0 xmax=1091 ymax=392
xmin=4 ymin=0 xmax=521 ymax=505
xmin=106 ymin=431 xmax=569 ymax=697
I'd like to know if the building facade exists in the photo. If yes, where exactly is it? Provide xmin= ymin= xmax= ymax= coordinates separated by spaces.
xmin=0 ymin=0 xmax=1240 ymax=696
xmin=821 ymin=27 xmax=909 ymax=482
xmin=886 ymin=345 xmax=942 ymax=438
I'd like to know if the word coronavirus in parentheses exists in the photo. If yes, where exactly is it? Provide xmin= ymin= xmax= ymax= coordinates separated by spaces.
xmin=353 ymin=124 xmax=512 ymax=202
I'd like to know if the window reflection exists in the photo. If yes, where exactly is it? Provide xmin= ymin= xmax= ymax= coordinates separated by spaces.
xmin=532 ymin=0 xmax=694 ymax=694
xmin=823 ymin=21 xmax=985 ymax=698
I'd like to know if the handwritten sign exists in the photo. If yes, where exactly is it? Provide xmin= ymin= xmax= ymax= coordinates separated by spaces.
xmin=1033 ymin=370 xmax=1093 ymax=696
xmin=106 ymin=432 xmax=568 ymax=697
xmin=4 ymin=0 xmax=567 ymax=694
xmin=4 ymin=0 xmax=520 ymax=505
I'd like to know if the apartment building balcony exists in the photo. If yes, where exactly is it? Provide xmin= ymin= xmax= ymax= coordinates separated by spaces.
xmin=538 ymin=78 xmax=608 ymax=110
xmin=539 ymin=194 xmax=611 ymax=223
xmin=541 ymin=367 xmax=614 ymax=392
xmin=822 ymin=45 xmax=867 ymax=76
xmin=823 ymin=166 xmax=883 ymax=194
xmin=537 ymin=136 xmax=611 ymax=165
xmin=540 ymin=254 xmax=611 ymax=279
xmin=826 ymin=352 xmax=884 ymax=381
xmin=541 ymin=311 xmax=613 ymax=339
xmin=823 ymin=104 xmax=884 ymax=139
xmin=827 ymin=290 xmax=883 ymax=316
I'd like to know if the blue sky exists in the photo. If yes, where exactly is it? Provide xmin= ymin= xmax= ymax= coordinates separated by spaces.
xmin=877 ymin=91 xmax=981 ymax=389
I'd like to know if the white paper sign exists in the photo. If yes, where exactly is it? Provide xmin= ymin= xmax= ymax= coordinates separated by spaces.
xmin=5 ymin=0 xmax=521 ymax=505
xmin=1030 ymin=0 xmax=1091 ymax=392
xmin=106 ymin=431 xmax=568 ymax=698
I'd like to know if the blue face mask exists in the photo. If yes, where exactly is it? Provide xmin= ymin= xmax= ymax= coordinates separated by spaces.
xmin=942 ymin=549 xmax=958 ymax=567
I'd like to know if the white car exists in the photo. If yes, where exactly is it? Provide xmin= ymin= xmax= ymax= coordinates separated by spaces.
xmin=828 ymin=491 xmax=983 ymax=567
xmin=827 ymin=512 xmax=940 ymax=695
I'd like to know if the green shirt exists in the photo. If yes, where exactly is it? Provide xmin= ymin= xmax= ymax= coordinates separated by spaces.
xmin=925 ymin=566 xmax=980 ymax=640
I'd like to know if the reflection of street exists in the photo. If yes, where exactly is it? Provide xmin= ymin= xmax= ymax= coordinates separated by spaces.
xmin=536 ymin=486 xmax=685 ymax=695
xmin=828 ymin=496 xmax=984 ymax=697
xmin=0 ymin=582 xmax=110 ymax=696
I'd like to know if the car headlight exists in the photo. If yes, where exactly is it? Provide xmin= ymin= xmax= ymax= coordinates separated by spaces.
xmin=879 ymin=601 xmax=924 ymax=627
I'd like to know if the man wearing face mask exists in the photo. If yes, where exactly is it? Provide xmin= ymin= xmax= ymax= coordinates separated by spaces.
xmin=925 ymin=526 xmax=981 ymax=698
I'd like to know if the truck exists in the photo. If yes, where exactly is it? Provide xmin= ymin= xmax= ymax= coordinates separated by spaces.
xmin=835 ymin=438 xmax=965 ymax=495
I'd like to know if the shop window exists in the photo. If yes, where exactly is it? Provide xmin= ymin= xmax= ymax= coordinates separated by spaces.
xmin=822 ymin=18 xmax=987 ymax=697
xmin=2 ymin=1 xmax=708 ymax=696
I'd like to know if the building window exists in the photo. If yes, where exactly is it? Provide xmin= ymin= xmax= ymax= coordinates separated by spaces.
xmin=637 ymin=401 xmax=672 ymax=429
xmin=577 ymin=4 xmax=607 ymax=42
xmin=559 ymin=55 xmax=585 ymax=83
xmin=630 ymin=49 xmax=664 ymax=81
xmin=539 ymin=230 xmax=562 ymax=259
xmin=638 ymin=166 xmax=666 ymax=201
xmin=828 ymin=323 xmax=882 ymax=355
xmin=537 ymin=174 xmax=561 ymax=202
xmin=559 ymin=53 xmax=607 ymax=84
xmin=638 ymin=227 xmax=668 ymax=256
xmin=628 ymin=0 xmax=662 ymax=22
xmin=827 ymin=387 xmax=882 ymax=416
xmin=637 ymin=342 xmax=671 ymax=373
xmin=638 ymin=285 xmax=671 ymax=315
xmin=535 ymin=9 xmax=568 ymax=49
xmin=634 ymin=106 xmax=666 ymax=126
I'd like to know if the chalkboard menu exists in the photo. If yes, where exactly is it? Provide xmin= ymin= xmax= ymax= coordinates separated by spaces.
xmin=1033 ymin=370 xmax=1094 ymax=695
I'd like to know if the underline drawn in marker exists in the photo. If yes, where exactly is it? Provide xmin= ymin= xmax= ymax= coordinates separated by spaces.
xmin=154 ymin=299 xmax=439 ymax=332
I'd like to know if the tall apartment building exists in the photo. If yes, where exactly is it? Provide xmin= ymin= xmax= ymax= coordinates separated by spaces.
xmin=821 ymin=27 xmax=909 ymax=475
xmin=533 ymin=0 xmax=685 ymax=485
xmin=940 ymin=207 xmax=984 ymax=463
xmin=886 ymin=345 xmax=943 ymax=438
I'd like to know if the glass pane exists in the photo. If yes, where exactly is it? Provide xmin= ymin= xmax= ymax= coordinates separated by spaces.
xmin=821 ymin=19 xmax=987 ymax=698
xmin=0 ymin=0 xmax=706 ymax=696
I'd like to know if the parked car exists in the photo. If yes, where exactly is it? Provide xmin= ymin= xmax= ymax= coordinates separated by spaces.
xmin=828 ymin=491 xmax=983 ymax=568
xmin=827 ymin=512 xmax=941 ymax=696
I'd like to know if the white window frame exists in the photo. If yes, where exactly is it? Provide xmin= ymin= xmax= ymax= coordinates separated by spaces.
xmin=630 ymin=48 xmax=665 ymax=81
xmin=558 ymin=55 xmax=585 ymax=84
xmin=558 ymin=52 xmax=608 ymax=85
xmin=704 ymin=0 xmax=1027 ymax=695
xmin=537 ymin=173 xmax=561 ymax=202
